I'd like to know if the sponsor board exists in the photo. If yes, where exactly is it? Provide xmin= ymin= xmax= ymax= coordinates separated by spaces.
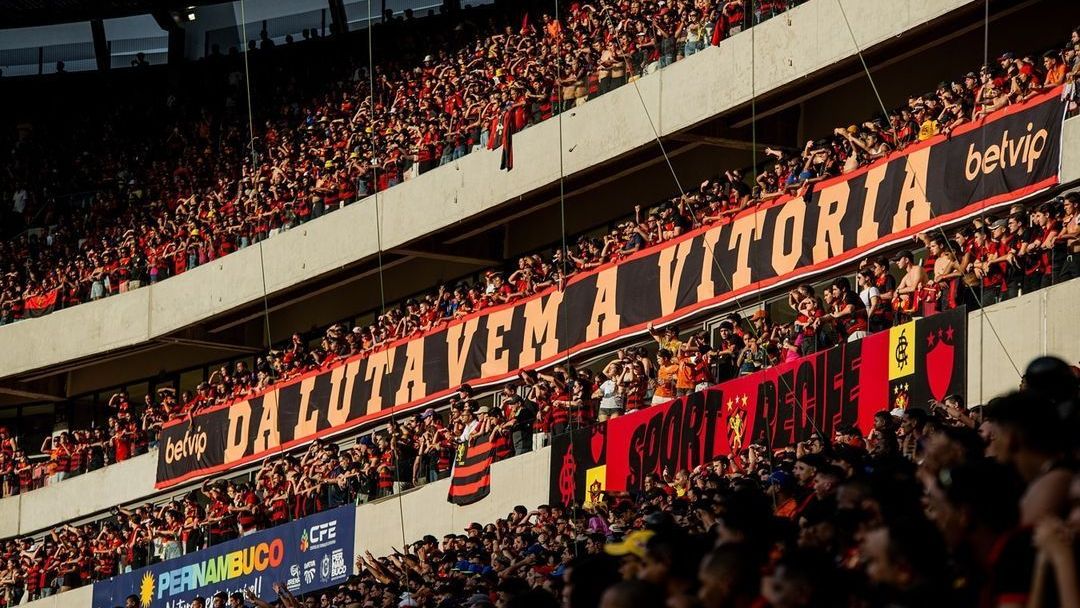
xmin=91 ymin=507 xmax=355 ymax=608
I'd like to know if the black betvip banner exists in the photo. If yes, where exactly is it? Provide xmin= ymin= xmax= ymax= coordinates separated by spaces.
xmin=157 ymin=92 xmax=1060 ymax=488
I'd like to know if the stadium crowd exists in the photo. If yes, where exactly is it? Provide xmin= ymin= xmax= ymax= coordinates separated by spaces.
xmin=3 ymin=10 xmax=1079 ymax=499
xmin=20 ymin=353 xmax=1080 ymax=608
xmin=0 ymin=11 xmax=1078 ymax=607
xmin=2 ymin=266 xmax=1080 ymax=604
xmin=0 ymin=0 xmax=805 ymax=323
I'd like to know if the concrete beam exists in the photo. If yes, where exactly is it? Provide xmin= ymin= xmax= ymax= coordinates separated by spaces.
xmin=154 ymin=336 xmax=266 ymax=354
xmin=0 ymin=384 xmax=64 ymax=402
xmin=667 ymin=133 xmax=786 ymax=152
xmin=390 ymin=248 xmax=500 ymax=267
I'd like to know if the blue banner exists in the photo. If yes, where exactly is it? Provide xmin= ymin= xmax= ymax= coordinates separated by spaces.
xmin=92 ymin=506 xmax=355 ymax=608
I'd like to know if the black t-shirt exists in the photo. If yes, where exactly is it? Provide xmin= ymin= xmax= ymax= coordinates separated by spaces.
xmin=512 ymin=399 xmax=538 ymax=432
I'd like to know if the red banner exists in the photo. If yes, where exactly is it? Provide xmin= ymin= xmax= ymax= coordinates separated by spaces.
xmin=602 ymin=308 xmax=966 ymax=493
xmin=24 ymin=289 xmax=60 ymax=318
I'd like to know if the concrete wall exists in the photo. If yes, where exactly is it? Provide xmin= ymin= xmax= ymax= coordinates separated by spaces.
xmin=967 ymin=279 xmax=1080 ymax=406
xmin=1061 ymin=116 xmax=1080 ymax=185
xmin=0 ymin=0 xmax=978 ymax=379
xmin=19 ymin=584 xmax=93 ymax=608
xmin=355 ymin=447 xmax=552 ymax=557
xmin=0 ymin=451 xmax=157 ymax=538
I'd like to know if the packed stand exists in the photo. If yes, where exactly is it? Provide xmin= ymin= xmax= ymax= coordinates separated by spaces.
xmin=91 ymin=355 xmax=1080 ymax=608
xmin=0 ymin=0 xmax=807 ymax=324
xmin=0 ymin=17 xmax=1077 ymax=521
xmin=5 ymin=265 xmax=1079 ymax=602
xmin=9 ymin=99 xmax=1080 ymax=495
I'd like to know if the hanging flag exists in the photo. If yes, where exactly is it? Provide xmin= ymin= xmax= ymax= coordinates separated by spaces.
xmin=448 ymin=438 xmax=494 ymax=506
xmin=499 ymin=109 xmax=515 ymax=171
xmin=24 ymin=289 xmax=61 ymax=318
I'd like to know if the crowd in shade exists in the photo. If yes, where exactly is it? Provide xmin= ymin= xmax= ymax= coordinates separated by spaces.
xmin=0 ymin=0 xmax=808 ymax=324
xmin=28 ymin=355 xmax=1080 ymax=608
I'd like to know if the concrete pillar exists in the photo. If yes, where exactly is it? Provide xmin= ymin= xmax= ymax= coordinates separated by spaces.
xmin=90 ymin=18 xmax=109 ymax=71
xmin=328 ymin=0 xmax=348 ymax=35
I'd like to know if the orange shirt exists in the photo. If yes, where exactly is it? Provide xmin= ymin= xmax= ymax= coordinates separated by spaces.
xmin=675 ymin=356 xmax=696 ymax=390
xmin=1045 ymin=64 xmax=1066 ymax=87
xmin=654 ymin=364 xmax=679 ymax=398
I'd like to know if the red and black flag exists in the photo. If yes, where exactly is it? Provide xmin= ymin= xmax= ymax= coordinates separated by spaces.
xmin=447 ymin=438 xmax=494 ymax=506
xmin=24 ymin=288 xmax=61 ymax=318
xmin=499 ymin=110 xmax=515 ymax=171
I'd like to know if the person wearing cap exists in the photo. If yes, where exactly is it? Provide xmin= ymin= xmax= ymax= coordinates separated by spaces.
xmin=766 ymin=471 xmax=801 ymax=519
xmin=1033 ymin=203 xmax=1064 ymax=291
xmin=604 ymin=529 xmax=654 ymax=579
xmin=969 ymin=225 xmax=1007 ymax=306
xmin=647 ymin=321 xmax=682 ymax=354
xmin=985 ymin=215 xmax=1020 ymax=300
xmin=462 ymin=592 xmax=494 ymax=607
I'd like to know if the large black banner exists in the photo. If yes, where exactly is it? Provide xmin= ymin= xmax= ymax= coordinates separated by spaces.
xmin=158 ymin=91 xmax=1059 ymax=488
xmin=549 ymin=425 xmax=608 ymax=507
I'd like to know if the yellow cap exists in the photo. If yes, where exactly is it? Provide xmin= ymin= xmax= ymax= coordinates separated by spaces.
xmin=603 ymin=530 xmax=654 ymax=559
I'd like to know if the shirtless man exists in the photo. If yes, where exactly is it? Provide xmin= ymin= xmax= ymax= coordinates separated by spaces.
xmin=890 ymin=250 xmax=928 ymax=318
xmin=929 ymin=237 xmax=963 ymax=310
